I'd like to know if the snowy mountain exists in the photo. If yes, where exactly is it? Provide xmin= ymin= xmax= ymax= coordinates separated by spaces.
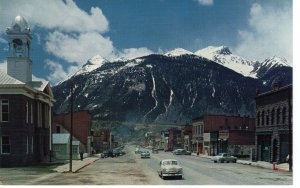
xmin=194 ymin=46 xmax=291 ymax=79
xmin=73 ymin=55 xmax=109 ymax=76
xmin=52 ymin=52 xmax=292 ymax=125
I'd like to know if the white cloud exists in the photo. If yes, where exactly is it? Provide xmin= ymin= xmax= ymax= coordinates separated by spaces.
xmin=45 ymin=31 xmax=114 ymax=66
xmin=117 ymin=47 xmax=153 ymax=60
xmin=234 ymin=3 xmax=292 ymax=64
xmin=196 ymin=0 xmax=214 ymax=6
xmin=0 ymin=0 xmax=109 ymax=34
xmin=44 ymin=59 xmax=79 ymax=84
xmin=0 ymin=0 xmax=154 ymax=84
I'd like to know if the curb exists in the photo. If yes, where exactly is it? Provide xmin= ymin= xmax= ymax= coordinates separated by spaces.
xmin=74 ymin=158 xmax=99 ymax=173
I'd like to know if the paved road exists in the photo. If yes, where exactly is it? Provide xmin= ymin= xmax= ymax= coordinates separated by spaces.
xmin=2 ymin=145 xmax=291 ymax=185
xmin=132 ymin=146 xmax=292 ymax=185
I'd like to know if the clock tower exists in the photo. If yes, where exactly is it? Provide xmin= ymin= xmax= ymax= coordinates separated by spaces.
xmin=6 ymin=15 xmax=32 ymax=83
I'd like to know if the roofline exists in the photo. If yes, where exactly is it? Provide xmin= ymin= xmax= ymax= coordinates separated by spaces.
xmin=0 ymin=83 xmax=55 ymax=103
xmin=256 ymin=84 xmax=292 ymax=98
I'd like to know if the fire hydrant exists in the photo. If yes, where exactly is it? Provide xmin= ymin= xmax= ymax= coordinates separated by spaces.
xmin=272 ymin=162 xmax=277 ymax=170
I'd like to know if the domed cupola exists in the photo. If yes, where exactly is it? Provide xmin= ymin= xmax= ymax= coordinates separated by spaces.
xmin=8 ymin=15 xmax=30 ymax=33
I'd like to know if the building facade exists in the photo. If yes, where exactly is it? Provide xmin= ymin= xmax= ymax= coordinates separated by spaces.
xmin=181 ymin=124 xmax=192 ymax=151
xmin=203 ymin=115 xmax=255 ymax=156
xmin=191 ymin=117 xmax=204 ymax=154
xmin=255 ymin=84 xmax=292 ymax=164
xmin=167 ymin=128 xmax=182 ymax=151
xmin=93 ymin=129 xmax=111 ymax=153
xmin=0 ymin=16 xmax=55 ymax=167
xmin=52 ymin=110 xmax=92 ymax=155
xmin=160 ymin=130 xmax=169 ymax=151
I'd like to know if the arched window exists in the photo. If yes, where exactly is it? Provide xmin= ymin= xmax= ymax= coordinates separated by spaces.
xmin=266 ymin=110 xmax=269 ymax=125
xmin=257 ymin=112 xmax=260 ymax=126
xmin=262 ymin=111 xmax=265 ymax=126
xmin=282 ymin=107 xmax=286 ymax=124
xmin=276 ymin=108 xmax=281 ymax=124
xmin=271 ymin=108 xmax=275 ymax=125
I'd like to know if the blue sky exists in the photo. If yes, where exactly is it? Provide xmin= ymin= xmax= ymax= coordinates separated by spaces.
xmin=0 ymin=0 xmax=294 ymax=85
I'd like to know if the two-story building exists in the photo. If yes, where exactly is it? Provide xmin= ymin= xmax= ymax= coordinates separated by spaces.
xmin=0 ymin=15 xmax=55 ymax=167
xmin=203 ymin=115 xmax=255 ymax=156
xmin=167 ymin=128 xmax=182 ymax=151
xmin=160 ymin=130 xmax=169 ymax=151
xmin=191 ymin=117 xmax=204 ymax=154
xmin=181 ymin=124 xmax=192 ymax=151
xmin=255 ymin=83 xmax=292 ymax=164
xmin=52 ymin=110 xmax=92 ymax=156
xmin=93 ymin=129 xmax=111 ymax=153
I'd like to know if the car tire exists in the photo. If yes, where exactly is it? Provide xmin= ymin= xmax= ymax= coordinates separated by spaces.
xmin=214 ymin=161 xmax=217 ymax=163
xmin=178 ymin=175 xmax=182 ymax=180
xmin=233 ymin=159 xmax=237 ymax=163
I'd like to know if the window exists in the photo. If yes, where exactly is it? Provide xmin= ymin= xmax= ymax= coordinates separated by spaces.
xmin=257 ymin=112 xmax=260 ymax=126
xmin=271 ymin=109 xmax=275 ymax=125
xmin=26 ymin=136 xmax=29 ymax=154
xmin=72 ymin=146 xmax=78 ymax=155
xmin=26 ymin=102 xmax=29 ymax=124
xmin=276 ymin=108 xmax=281 ymax=124
xmin=56 ymin=126 xmax=61 ymax=133
xmin=261 ymin=111 xmax=265 ymax=126
xmin=1 ymin=136 xmax=10 ymax=154
xmin=266 ymin=110 xmax=269 ymax=125
xmin=31 ymin=136 xmax=34 ymax=153
xmin=0 ymin=100 xmax=9 ymax=122
xmin=282 ymin=107 xmax=286 ymax=124
xmin=30 ymin=103 xmax=33 ymax=124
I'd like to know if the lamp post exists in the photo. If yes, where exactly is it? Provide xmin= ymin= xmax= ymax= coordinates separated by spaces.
xmin=69 ymin=81 xmax=74 ymax=172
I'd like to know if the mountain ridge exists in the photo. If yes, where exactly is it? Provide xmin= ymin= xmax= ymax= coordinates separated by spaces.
xmin=52 ymin=53 xmax=292 ymax=125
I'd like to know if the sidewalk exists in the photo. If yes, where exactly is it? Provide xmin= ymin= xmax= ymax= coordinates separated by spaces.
xmin=53 ymin=156 xmax=99 ymax=173
xmin=192 ymin=153 xmax=290 ymax=172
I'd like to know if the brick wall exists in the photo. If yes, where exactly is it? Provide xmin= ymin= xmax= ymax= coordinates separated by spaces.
xmin=52 ymin=110 xmax=91 ymax=145
xmin=204 ymin=115 xmax=255 ymax=132
xmin=0 ymin=94 xmax=50 ymax=166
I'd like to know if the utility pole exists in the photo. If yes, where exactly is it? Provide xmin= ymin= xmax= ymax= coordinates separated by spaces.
xmin=69 ymin=81 xmax=74 ymax=172
xmin=288 ymin=86 xmax=292 ymax=172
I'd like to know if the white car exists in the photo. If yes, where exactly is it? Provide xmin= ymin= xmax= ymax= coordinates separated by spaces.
xmin=158 ymin=159 xmax=183 ymax=179
xmin=211 ymin=153 xmax=237 ymax=163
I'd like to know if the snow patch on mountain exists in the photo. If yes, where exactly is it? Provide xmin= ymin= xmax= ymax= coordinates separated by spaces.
xmin=74 ymin=55 xmax=109 ymax=76
xmin=195 ymin=46 xmax=231 ymax=60
xmin=165 ymin=48 xmax=193 ymax=57
xmin=261 ymin=56 xmax=290 ymax=67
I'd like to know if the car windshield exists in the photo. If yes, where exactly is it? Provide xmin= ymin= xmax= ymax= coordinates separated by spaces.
xmin=162 ymin=161 xmax=178 ymax=165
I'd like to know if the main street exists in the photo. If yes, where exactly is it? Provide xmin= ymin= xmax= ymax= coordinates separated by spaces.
xmin=28 ymin=145 xmax=292 ymax=185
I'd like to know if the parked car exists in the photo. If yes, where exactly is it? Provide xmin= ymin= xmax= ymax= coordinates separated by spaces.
xmin=140 ymin=150 xmax=150 ymax=158
xmin=184 ymin=150 xmax=192 ymax=155
xmin=103 ymin=149 xmax=115 ymax=158
xmin=101 ymin=150 xmax=109 ymax=158
xmin=135 ymin=147 xmax=141 ymax=154
xmin=172 ymin=149 xmax=191 ymax=155
xmin=158 ymin=159 xmax=183 ymax=179
xmin=152 ymin=148 xmax=159 ymax=154
xmin=211 ymin=153 xmax=237 ymax=163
